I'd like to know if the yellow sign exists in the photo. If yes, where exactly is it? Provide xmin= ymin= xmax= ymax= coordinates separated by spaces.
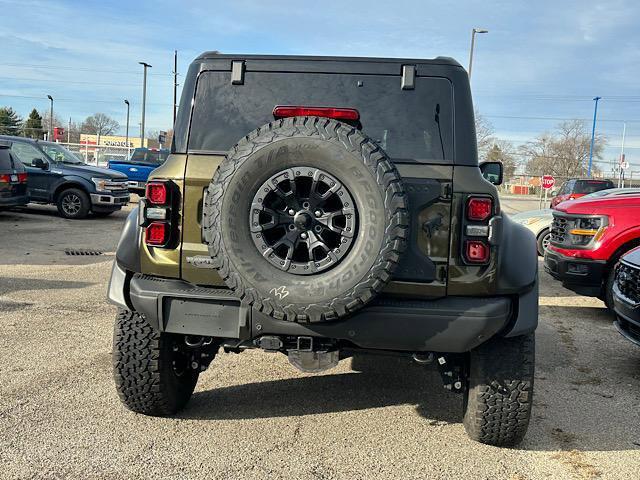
xmin=80 ymin=134 xmax=148 ymax=149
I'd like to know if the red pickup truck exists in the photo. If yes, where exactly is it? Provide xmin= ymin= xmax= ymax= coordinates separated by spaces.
xmin=544 ymin=194 xmax=640 ymax=309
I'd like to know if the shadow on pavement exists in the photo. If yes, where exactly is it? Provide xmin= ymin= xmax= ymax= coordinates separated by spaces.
xmin=0 ymin=277 xmax=95 ymax=295
xmin=185 ymin=356 xmax=461 ymax=424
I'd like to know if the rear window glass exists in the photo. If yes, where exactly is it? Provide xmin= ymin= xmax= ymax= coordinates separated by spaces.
xmin=574 ymin=180 xmax=614 ymax=194
xmin=189 ymin=71 xmax=454 ymax=162
xmin=128 ymin=149 xmax=169 ymax=165
xmin=0 ymin=149 xmax=15 ymax=170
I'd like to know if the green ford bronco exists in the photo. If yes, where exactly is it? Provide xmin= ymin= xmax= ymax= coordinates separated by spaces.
xmin=108 ymin=53 xmax=538 ymax=446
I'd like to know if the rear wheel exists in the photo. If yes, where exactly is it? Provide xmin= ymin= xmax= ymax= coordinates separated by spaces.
xmin=112 ymin=310 xmax=199 ymax=416
xmin=463 ymin=333 xmax=535 ymax=446
xmin=57 ymin=188 xmax=90 ymax=219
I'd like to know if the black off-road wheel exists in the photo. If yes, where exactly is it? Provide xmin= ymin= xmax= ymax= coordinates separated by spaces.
xmin=57 ymin=187 xmax=90 ymax=219
xmin=112 ymin=310 xmax=199 ymax=416
xmin=203 ymin=116 xmax=408 ymax=323
xmin=463 ymin=333 xmax=535 ymax=447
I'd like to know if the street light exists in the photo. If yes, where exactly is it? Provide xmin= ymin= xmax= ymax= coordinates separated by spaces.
xmin=124 ymin=99 xmax=130 ymax=155
xmin=468 ymin=28 xmax=489 ymax=81
xmin=138 ymin=62 xmax=152 ymax=147
xmin=588 ymin=96 xmax=601 ymax=178
xmin=47 ymin=95 xmax=53 ymax=140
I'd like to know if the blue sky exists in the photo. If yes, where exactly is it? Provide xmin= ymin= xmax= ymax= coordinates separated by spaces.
xmin=1 ymin=0 xmax=639 ymax=172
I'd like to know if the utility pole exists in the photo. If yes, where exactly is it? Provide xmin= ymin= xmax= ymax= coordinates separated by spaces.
xmin=67 ymin=117 xmax=71 ymax=143
xmin=124 ymin=99 xmax=130 ymax=155
xmin=173 ymin=50 xmax=178 ymax=125
xmin=619 ymin=122 xmax=626 ymax=188
xmin=47 ymin=95 xmax=53 ymax=140
xmin=587 ymin=96 xmax=601 ymax=178
xmin=139 ymin=62 xmax=152 ymax=147
xmin=468 ymin=28 xmax=488 ymax=81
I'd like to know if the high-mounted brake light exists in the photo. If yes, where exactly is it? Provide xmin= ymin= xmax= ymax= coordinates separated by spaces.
xmin=466 ymin=240 xmax=490 ymax=263
xmin=145 ymin=222 xmax=168 ymax=246
xmin=146 ymin=181 xmax=168 ymax=205
xmin=273 ymin=106 xmax=360 ymax=121
xmin=467 ymin=197 xmax=492 ymax=221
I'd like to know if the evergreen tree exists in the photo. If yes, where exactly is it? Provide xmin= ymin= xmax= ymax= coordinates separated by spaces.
xmin=0 ymin=107 xmax=23 ymax=136
xmin=24 ymin=108 xmax=44 ymax=139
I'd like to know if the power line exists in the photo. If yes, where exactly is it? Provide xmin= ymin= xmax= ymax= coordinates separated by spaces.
xmin=0 ymin=62 xmax=175 ymax=76
xmin=485 ymin=114 xmax=640 ymax=123
xmin=0 ymin=93 xmax=172 ymax=106
xmin=0 ymin=76 xmax=142 ymax=87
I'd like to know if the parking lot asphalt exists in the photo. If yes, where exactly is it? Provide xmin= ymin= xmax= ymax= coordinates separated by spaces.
xmin=1 ymin=198 xmax=639 ymax=480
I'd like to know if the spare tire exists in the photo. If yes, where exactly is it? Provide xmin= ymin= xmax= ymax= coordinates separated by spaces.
xmin=203 ymin=116 xmax=408 ymax=322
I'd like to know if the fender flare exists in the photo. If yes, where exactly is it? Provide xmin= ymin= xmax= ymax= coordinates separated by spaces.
xmin=115 ymin=207 xmax=142 ymax=273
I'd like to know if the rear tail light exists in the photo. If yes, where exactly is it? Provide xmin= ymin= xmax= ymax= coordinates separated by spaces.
xmin=145 ymin=222 xmax=168 ymax=246
xmin=273 ymin=106 xmax=360 ymax=121
xmin=146 ymin=181 xmax=168 ymax=205
xmin=467 ymin=197 xmax=492 ymax=221
xmin=0 ymin=173 xmax=26 ymax=183
xmin=144 ymin=180 xmax=173 ymax=247
xmin=466 ymin=240 xmax=490 ymax=263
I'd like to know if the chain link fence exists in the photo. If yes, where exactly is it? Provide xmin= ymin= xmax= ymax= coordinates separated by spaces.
xmin=58 ymin=142 xmax=132 ymax=167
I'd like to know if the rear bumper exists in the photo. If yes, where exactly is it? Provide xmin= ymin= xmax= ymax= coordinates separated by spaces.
xmin=108 ymin=263 xmax=537 ymax=353
xmin=0 ymin=194 xmax=28 ymax=207
xmin=544 ymin=248 xmax=606 ymax=296
xmin=612 ymin=284 xmax=640 ymax=347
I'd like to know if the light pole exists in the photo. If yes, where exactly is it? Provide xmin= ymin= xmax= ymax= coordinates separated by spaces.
xmin=468 ymin=28 xmax=488 ymax=81
xmin=124 ymin=99 xmax=130 ymax=155
xmin=588 ymin=96 xmax=601 ymax=178
xmin=139 ymin=62 xmax=152 ymax=147
xmin=47 ymin=95 xmax=53 ymax=140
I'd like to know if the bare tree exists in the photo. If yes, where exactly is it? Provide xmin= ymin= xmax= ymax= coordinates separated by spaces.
xmin=520 ymin=120 xmax=606 ymax=177
xmin=475 ymin=109 xmax=494 ymax=161
xmin=486 ymin=139 xmax=518 ymax=180
xmin=82 ymin=113 xmax=119 ymax=137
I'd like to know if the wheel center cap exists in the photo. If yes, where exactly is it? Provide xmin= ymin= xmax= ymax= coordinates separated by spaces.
xmin=294 ymin=211 xmax=313 ymax=231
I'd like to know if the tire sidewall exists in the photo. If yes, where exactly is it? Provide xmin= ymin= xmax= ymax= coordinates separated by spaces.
xmin=219 ymin=136 xmax=386 ymax=305
xmin=57 ymin=188 xmax=90 ymax=219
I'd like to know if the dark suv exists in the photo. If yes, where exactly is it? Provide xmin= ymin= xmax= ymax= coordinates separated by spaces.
xmin=0 ymin=141 xmax=28 ymax=209
xmin=0 ymin=136 xmax=130 ymax=218
xmin=108 ymin=53 xmax=538 ymax=446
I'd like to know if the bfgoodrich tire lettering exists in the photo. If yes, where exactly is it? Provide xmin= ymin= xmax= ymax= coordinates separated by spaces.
xmin=202 ymin=117 xmax=409 ymax=323
xmin=112 ymin=310 xmax=198 ymax=416
xmin=463 ymin=333 xmax=535 ymax=446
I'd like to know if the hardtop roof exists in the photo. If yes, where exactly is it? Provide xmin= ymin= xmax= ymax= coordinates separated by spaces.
xmin=195 ymin=52 xmax=461 ymax=68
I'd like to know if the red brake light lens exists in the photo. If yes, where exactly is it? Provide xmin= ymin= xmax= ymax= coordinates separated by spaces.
xmin=466 ymin=240 xmax=490 ymax=263
xmin=0 ymin=174 xmax=9 ymax=183
xmin=18 ymin=173 xmax=27 ymax=183
xmin=146 ymin=182 xmax=168 ymax=205
xmin=467 ymin=197 xmax=492 ymax=221
xmin=145 ymin=222 xmax=168 ymax=246
xmin=273 ymin=106 xmax=360 ymax=121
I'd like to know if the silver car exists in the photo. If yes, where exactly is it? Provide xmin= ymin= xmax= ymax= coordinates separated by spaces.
xmin=511 ymin=209 xmax=553 ymax=256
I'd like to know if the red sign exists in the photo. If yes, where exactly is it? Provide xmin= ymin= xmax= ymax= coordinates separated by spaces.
xmin=542 ymin=175 xmax=555 ymax=190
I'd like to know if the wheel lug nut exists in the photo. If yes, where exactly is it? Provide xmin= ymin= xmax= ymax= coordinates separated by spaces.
xmin=314 ymin=210 xmax=321 ymax=217
xmin=300 ymin=232 xmax=308 ymax=239
xmin=288 ymin=209 xmax=295 ymax=216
